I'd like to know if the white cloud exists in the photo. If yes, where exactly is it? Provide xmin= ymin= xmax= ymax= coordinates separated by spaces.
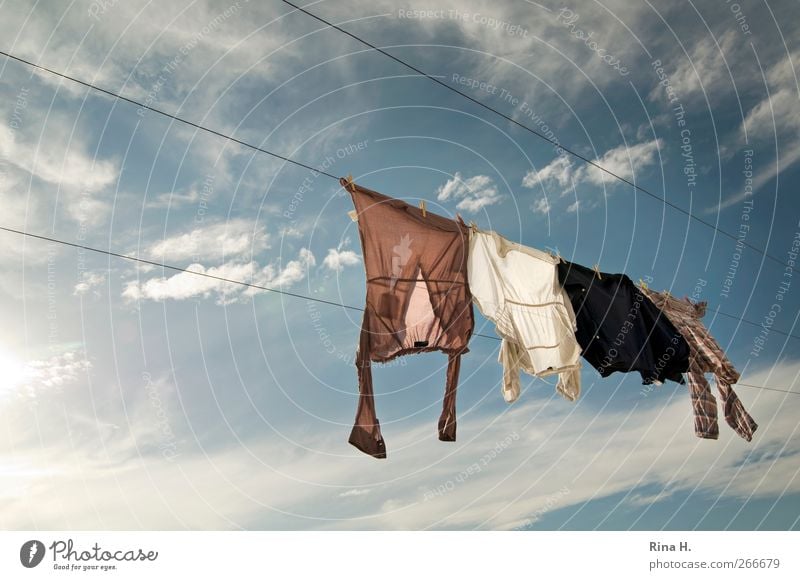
xmin=146 ymin=188 xmax=201 ymax=209
xmin=25 ymin=351 xmax=92 ymax=390
xmin=566 ymin=200 xmax=579 ymax=213
xmin=1 ymin=350 xmax=92 ymax=400
xmin=648 ymin=30 xmax=739 ymax=102
xmin=269 ymin=248 xmax=316 ymax=289
xmin=0 ymin=122 xmax=118 ymax=226
xmin=73 ymin=272 xmax=106 ymax=296
xmin=524 ymin=140 xmax=662 ymax=207
xmin=530 ymin=197 xmax=551 ymax=215
xmin=323 ymin=248 xmax=361 ymax=272
xmin=0 ymin=127 xmax=118 ymax=193
xmin=148 ymin=219 xmax=269 ymax=263
xmin=123 ymin=248 xmax=315 ymax=304
xmin=339 ymin=488 xmax=371 ymax=498
xmin=436 ymin=173 xmax=503 ymax=213
xmin=583 ymin=139 xmax=662 ymax=185
xmin=709 ymin=53 xmax=800 ymax=212
xmin=2 ymin=358 xmax=798 ymax=530
xmin=523 ymin=155 xmax=575 ymax=190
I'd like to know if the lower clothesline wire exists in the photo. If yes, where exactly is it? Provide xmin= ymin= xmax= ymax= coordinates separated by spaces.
xmin=0 ymin=225 xmax=796 ymax=395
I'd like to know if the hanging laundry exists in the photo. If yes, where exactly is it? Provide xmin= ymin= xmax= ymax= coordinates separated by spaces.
xmin=557 ymin=260 xmax=690 ymax=384
xmin=640 ymin=288 xmax=757 ymax=441
xmin=468 ymin=228 xmax=581 ymax=403
xmin=341 ymin=177 xmax=474 ymax=459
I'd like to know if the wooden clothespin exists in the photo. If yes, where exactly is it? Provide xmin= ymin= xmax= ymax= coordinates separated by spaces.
xmin=419 ymin=200 xmax=427 ymax=217
xmin=344 ymin=174 xmax=357 ymax=219
xmin=593 ymin=264 xmax=602 ymax=280
xmin=639 ymin=278 xmax=648 ymax=290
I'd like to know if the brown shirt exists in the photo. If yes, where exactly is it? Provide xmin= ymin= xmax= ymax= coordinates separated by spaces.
xmin=343 ymin=178 xmax=474 ymax=458
xmin=641 ymin=288 xmax=757 ymax=441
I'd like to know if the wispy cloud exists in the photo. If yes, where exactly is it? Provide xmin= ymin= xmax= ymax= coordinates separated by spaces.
xmin=2 ymin=359 xmax=797 ymax=530
xmin=531 ymin=197 xmax=551 ymax=215
xmin=122 ymin=248 xmax=315 ymax=304
xmin=523 ymin=139 xmax=662 ymax=208
xmin=148 ymin=219 xmax=270 ymax=263
xmin=436 ymin=173 xmax=503 ymax=213
xmin=707 ymin=52 xmax=800 ymax=212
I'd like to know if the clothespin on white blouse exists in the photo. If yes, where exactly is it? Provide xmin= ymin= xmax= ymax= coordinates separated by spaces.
xmin=419 ymin=200 xmax=427 ymax=217
xmin=593 ymin=264 xmax=603 ymax=280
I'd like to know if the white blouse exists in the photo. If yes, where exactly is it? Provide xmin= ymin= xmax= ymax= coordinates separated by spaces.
xmin=468 ymin=229 xmax=581 ymax=403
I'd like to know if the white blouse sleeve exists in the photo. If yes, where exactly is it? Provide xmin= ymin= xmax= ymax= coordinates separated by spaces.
xmin=467 ymin=231 xmax=505 ymax=320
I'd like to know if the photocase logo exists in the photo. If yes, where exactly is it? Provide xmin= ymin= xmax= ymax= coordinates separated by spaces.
xmin=20 ymin=540 xmax=45 ymax=568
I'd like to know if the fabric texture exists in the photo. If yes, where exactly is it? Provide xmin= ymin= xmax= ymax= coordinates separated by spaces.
xmin=557 ymin=260 xmax=690 ymax=384
xmin=343 ymin=178 xmax=474 ymax=459
xmin=640 ymin=288 xmax=757 ymax=441
xmin=468 ymin=229 xmax=581 ymax=402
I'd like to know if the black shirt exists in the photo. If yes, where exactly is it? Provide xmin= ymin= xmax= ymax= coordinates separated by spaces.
xmin=557 ymin=260 xmax=689 ymax=384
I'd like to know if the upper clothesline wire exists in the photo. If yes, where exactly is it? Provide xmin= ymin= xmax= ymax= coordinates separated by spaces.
xmin=0 ymin=38 xmax=796 ymax=394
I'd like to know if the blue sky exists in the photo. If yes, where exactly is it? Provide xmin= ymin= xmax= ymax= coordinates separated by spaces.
xmin=0 ymin=0 xmax=798 ymax=530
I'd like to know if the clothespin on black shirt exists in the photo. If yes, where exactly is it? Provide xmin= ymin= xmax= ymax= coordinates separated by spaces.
xmin=419 ymin=200 xmax=427 ymax=217
xmin=639 ymin=278 xmax=648 ymax=290
xmin=593 ymin=264 xmax=602 ymax=280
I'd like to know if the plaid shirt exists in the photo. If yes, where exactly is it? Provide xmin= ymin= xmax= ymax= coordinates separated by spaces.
xmin=641 ymin=288 xmax=757 ymax=441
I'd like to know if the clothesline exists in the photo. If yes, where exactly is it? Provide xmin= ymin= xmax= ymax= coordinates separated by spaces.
xmin=0 ymin=224 xmax=796 ymax=396
xmin=0 ymin=44 xmax=796 ymax=276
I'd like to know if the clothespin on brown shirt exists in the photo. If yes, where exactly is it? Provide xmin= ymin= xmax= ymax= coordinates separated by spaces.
xmin=593 ymin=264 xmax=602 ymax=280
xmin=344 ymin=174 xmax=358 ymax=220
xmin=419 ymin=200 xmax=427 ymax=217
